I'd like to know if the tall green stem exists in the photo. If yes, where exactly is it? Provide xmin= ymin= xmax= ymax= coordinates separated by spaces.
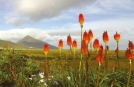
xmin=117 ymin=41 xmax=120 ymax=69
xmin=86 ymin=45 xmax=90 ymax=87
xmin=105 ymin=44 xmax=108 ymax=72
xmin=70 ymin=45 xmax=77 ymax=85
xmin=73 ymin=49 xmax=77 ymax=85
xmin=59 ymin=49 xmax=63 ymax=76
xmin=126 ymin=59 xmax=132 ymax=87
xmin=45 ymin=54 xmax=49 ymax=80
xmin=79 ymin=27 xmax=83 ymax=71
xmin=96 ymin=62 xmax=101 ymax=87
xmin=45 ymin=54 xmax=47 ymax=65
xmin=81 ymin=27 xmax=82 ymax=43
xmin=70 ymin=45 xmax=73 ymax=54
xmin=79 ymin=26 xmax=83 ymax=87
xmin=132 ymin=50 xmax=134 ymax=73
xmin=89 ymin=40 xmax=92 ymax=62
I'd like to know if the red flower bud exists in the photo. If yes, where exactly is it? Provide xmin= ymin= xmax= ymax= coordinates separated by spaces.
xmin=79 ymin=13 xmax=84 ymax=28
xmin=114 ymin=31 xmax=120 ymax=42
xmin=44 ymin=44 xmax=49 ymax=55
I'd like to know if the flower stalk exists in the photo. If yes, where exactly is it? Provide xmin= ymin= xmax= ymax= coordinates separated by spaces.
xmin=78 ymin=13 xmax=84 ymax=72
xmin=116 ymin=41 xmax=120 ymax=69
xmin=96 ymin=62 xmax=101 ymax=87
xmin=43 ymin=44 xmax=49 ymax=80
xmin=58 ymin=39 xmax=63 ymax=76
xmin=96 ymin=45 xmax=103 ymax=87
xmin=126 ymin=59 xmax=132 ymax=87
xmin=114 ymin=31 xmax=120 ymax=69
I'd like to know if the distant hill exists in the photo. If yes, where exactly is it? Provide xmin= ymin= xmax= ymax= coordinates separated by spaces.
xmin=0 ymin=40 xmax=28 ymax=49
xmin=17 ymin=35 xmax=58 ymax=49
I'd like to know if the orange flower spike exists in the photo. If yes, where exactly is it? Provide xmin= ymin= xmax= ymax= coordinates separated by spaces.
xmin=114 ymin=31 xmax=120 ymax=42
xmin=125 ymin=48 xmax=133 ymax=59
xmin=72 ymin=39 xmax=77 ymax=49
xmin=58 ymin=39 xmax=63 ymax=49
xmin=128 ymin=41 xmax=134 ymax=50
xmin=67 ymin=34 xmax=72 ymax=46
xmin=93 ymin=38 xmax=100 ymax=51
xmin=103 ymin=31 xmax=109 ymax=44
xmin=81 ymin=40 xmax=88 ymax=54
xmin=88 ymin=29 xmax=93 ymax=40
xmin=79 ymin=13 xmax=84 ymax=28
xmin=44 ymin=44 xmax=49 ymax=55
xmin=83 ymin=30 xmax=90 ymax=44
xmin=96 ymin=45 xmax=104 ymax=63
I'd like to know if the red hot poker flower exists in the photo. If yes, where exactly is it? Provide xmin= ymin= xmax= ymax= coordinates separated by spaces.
xmin=96 ymin=45 xmax=104 ymax=63
xmin=88 ymin=29 xmax=93 ymax=40
xmin=58 ymin=39 xmax=63 ymax=49
xmin=126 ymin=48 xmax=133 ymax=59
xmin=114 ymin=31 xmax=120 ymax=42
xmin=79 ymin=13 xmax=84 ymax=28
xmin=44 ymin=44 xmax=49 ymax=55
xmin=81 ymin=40 xmax=88 ymax=54
xmin=103 ymin=31 xmax=109 ymax=44
xmin=67 ymin=34 xmax=72 ymax=46
xmin=128 ymin=41 xmax=134 ymax=50
xmin=93 ymin=38 xmax=100 ymax=51
xmin=83 ymin=30 xmax=90 ymax=44
xmin=72 ymin=39 xmax=77 ymax=49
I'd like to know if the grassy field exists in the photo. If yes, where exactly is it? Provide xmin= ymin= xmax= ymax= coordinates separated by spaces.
xmin=16 ymin=49 xmax=128 ymax=70
xmin=18 ymin=49 xmax=133 ymax=86
xmin=0 ymin=48 xmax=134 ymax=87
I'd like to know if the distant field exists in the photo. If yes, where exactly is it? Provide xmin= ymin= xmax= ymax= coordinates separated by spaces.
xmin=15 ymin=49 xmax=128 ymax=70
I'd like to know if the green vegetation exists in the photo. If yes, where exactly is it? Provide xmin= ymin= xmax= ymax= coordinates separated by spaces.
xmin=17 ymin=49 xmax=127 ymax=70
xmin=0 ymin=48 xmax=133 ymax=87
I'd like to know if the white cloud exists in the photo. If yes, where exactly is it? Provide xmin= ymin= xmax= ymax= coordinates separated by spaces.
xmin=3 ymin=0 xmax=134 ymax=27
xmin=0 ymin=25 xmax=133 ymax=50
xmin=5 ymin=0 xmax=96 ymax=26
xmin=0 ymin=28 xmax=81 ymax=49
xmin=0 ymin=28 xmax=49 ymax=42
xmin=16 ymin=0 xmax=95 ymax=19
xmin=6 ymin=17 xmax=25 ymax=26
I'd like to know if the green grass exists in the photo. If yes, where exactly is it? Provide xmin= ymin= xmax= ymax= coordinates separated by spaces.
xmin=16 ymin=49 xmax=128 ymax=70
xmin=0 ymin=49 xmax=133 ymax=87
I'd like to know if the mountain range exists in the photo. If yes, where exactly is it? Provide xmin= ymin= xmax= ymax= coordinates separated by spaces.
xmin=0 ymin=35 xmax=57 ymax=49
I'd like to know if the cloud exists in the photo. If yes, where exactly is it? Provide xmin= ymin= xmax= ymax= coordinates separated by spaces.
xmin=0 ymin=28 xmax=49 ymax=42
xmin=5 ymin=0 xmax=96 ymax=26
xmin=16 ymin=0 xmax=95 ymax=19
xmin=4 ymin=0 xmax=134 ymax=26
xmin=6 ymin=17 xmax=25 ymax=26
xmin=0 ymin=26 xmax=133 ymax=50
xmin=0 ymin=28 xmax=81 ymax=49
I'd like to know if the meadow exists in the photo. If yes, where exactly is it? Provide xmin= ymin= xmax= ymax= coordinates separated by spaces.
xmin=0 ymin=48 xmax=133 ymax=87
xmin=17 ymin=49 xmax=127 ymax=70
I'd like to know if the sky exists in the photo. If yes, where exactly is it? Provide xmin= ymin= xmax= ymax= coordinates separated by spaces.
xmin=0 ymin=0 xmax=134 ymax=50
